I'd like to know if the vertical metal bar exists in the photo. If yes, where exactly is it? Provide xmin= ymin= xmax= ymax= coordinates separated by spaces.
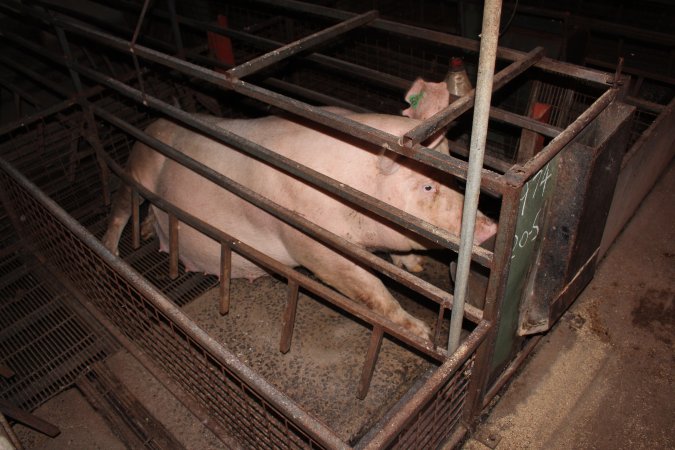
xmin=433 ymin=304 xmax=445 ymax=348
xmin=169 ymin=213 xmax=179 ymax=279
xmin=218 ymin=242 xmax=232 ymax=316
xmin=463 ymin=185 xmax=520 ymax=423
xmin=131 ymin=188 xmax=141 ymax=249
xmin=279 ymin=279 xmax=299 ymax=353
xmin=52 ymin=25 xmax=84 ymax=93
xmin=219 ymin=243 xmax=232 ymax=315
xmin=83 ymin=110 xmax=112 ymax=205
xmin=167 ymin=0 xmax=185 ymax=59
xmin=357 ymin=325 xmax=384 ymax=400
xmin=448 ymin=0 xmax=503 ymax=353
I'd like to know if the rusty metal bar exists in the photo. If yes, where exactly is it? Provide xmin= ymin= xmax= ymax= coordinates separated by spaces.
xmin=167 ymin=0 xmax=185 ymax=59
xmin=219 ymin=244 xmax=232 ymax=315
xmin=227 ymin=10 xmax=378 ymax=79
xmin=250 ymin=0 xmax=613 ymax=86
xmin=357 ymin=325 xmax=384 ymax=400
xmin=279 ymin=280 xmax=300 ymax=354
xmin=506 ymin=87 xmax=618 ymax=183
xmin=101 ymin=152 xmax=448 ymax=361
xmin=131 ymin=188 xmax=141 ymax=249
xmin=52 ymin=25 xmax=84 ymax=94
xmin=0 ymin=12 xmax=500 ymax=264
xmin=0 ymin=156 xmax=348 ymax=449
xmin=361 ymin=320 xmax=491 ymax=449
xmin=403 ymin=46 xmax=545 ymax=148
xmin=0 ymin=399 xmax=60 ymax=438
xmin=0 ymin=55 xmax=71 ymax=98
xmin=10 ymin=3 xmax=505 ymax=196
xmin=169 ymin=213 xmax=179 ymax=280
xmin=87 ymin=100 xmax=486 ymax=322
xmin=463 ymin=185 xmax=521 ymax=423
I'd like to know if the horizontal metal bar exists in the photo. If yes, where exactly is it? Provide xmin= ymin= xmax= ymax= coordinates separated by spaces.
xmin=227 ymin=10 xmax=378 ymax=79
xmin=489 ymin=106 xmax=561 ymax=138
xmin=0 ymin=25 xmax=489 ymax=315
xmin=100 ymin=152 xmax=448 ymax=361
xmin=0 ymin=155 xmax=349 ymax=449
xmin=90 ymin=101 xmax=483 ymax=322
xmin=19 ymin=2 xmax=505 ymax=196
xmin=250 ymin=0 xmax=614 ymax=85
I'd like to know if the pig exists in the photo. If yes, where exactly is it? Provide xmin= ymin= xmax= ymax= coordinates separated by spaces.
xmin=102 ymin=81 xmax=497 ymax=340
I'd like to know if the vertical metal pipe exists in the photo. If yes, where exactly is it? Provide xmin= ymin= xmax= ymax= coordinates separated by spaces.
xmin=448 ymin=0 xmax=503 ymax=353
xmin=53 ymin=26 xmax=84 ymax=93
xmin=131 ymin=188 xmax=141 ymax=249
xmin=167 ymin=0 xmax=185 ymax=59
xmin=279 ymin=279 xmax=299 ymax=353
xmin=169 ymin=213 xmax=179 ymax=279
xmin=358 ymin=325 xmax=384 ymax=399
xmin=219 ymin=243 xmax=232 ymax=315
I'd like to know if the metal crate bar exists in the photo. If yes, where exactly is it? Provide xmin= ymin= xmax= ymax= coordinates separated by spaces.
xmin=0 ymin=26 xmax=495 ymax=269
xmin=360 ymin=320 xmax=490 ymax=449
xmin=226 ymin=10 xmax=378 ymax=79
xmin=107 ymin=0 xmax=566 ymax=141
xmin=251 ymin=0 xmax=615 ymax=86
xmin=11 ymin=1 xmax=505 ymax=195
xmin=0 ymin=155 xmax=347 ymax=449
xmin=507 ymin=86 xmax=619 ymax=183
xmin=98 ymin=121 xmax=451 ymax=360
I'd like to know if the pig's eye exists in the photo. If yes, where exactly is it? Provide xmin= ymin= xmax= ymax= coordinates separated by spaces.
xmin=423 ymin=184 xmax=435 ymax=192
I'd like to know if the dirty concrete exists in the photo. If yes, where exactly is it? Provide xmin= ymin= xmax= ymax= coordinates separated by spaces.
xmin=463 ymin=160 xmax=674 ymax=450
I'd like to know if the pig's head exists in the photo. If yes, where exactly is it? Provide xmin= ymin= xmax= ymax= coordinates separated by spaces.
xmin=375 ymin=151 xmax=497 ymax=250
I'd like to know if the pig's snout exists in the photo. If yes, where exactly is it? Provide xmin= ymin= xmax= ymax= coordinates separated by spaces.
xmin=473 ymin=213 xmax=498 ymax=245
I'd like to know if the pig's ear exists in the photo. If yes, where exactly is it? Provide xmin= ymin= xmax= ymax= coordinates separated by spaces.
xmin=377 ymin=150 xmax=400 ymax=175
xmin=402 ymin=78 xmax=451 ymax=120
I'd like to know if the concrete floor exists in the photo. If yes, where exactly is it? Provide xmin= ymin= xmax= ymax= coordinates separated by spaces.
xmin=9 ymin=162 xmax=673 ymax=449
xmin=463 ymin=159 xmax=675 ymax=450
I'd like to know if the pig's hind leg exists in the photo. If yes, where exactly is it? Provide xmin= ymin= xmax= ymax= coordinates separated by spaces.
xmin=101 ymin=182 xmax=134 ymax=256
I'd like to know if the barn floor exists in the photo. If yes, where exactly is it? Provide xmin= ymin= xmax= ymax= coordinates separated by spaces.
xmin=9 ymin=161 xmax=674 ymax=449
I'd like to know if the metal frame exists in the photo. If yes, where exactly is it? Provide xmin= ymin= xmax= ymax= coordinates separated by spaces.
xmin=0 ymin=0 xmax=628 ymax=447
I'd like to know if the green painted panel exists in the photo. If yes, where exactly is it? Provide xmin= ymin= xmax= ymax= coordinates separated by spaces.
xmin=491 ymin=154 xmax=560 ymax=373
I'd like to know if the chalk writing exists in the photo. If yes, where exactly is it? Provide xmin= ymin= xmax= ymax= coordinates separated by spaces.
xmin=512 ymin=163 xmax=554 ymax=261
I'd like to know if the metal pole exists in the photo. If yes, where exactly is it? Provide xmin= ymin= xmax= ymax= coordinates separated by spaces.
xmin=448 ymin=0 xmax=503 ymax=353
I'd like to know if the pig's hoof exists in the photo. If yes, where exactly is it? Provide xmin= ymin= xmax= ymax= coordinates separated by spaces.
xmin=402 ymin=316 xmax=432 ymax=341
xmin=100 ymin=235 xmax=119 ymax=256
xmin=391 ymin=254 xmax=425 ymax=273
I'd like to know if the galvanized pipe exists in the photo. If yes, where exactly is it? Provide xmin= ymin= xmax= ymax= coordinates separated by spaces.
xmin=448 ymin=0 xmax=503 ymax=354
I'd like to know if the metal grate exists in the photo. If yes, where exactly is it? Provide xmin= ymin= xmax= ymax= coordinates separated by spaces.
xmin=0 ymin=252 xmax=116 ymax=411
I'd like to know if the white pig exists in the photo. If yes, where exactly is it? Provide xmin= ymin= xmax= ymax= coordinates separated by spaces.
xmin=102 ymin=81 xmax=497 ymax=339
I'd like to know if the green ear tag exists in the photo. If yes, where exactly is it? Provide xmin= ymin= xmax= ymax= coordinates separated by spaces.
xmin=408 ymin=92 xmax=424 ymax=109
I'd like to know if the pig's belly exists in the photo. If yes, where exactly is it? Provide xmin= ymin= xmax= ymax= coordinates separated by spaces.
xmin=153 ymin=208 xmax=296 ymax=280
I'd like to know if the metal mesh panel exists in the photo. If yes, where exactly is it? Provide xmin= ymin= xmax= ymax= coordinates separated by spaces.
xmin=0 ymin=252 xmax=116 ymax=411
xmin=0 ymin=165 xmax=328 ymax=448
xmin=390 ymin=355 xmax=474 ymax=450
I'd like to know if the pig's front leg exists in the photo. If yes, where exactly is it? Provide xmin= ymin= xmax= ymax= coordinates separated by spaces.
xmin=291 ymin=240 xmax=432 ymax=340
xmin=101 ymin=182 xmax=134 ymax=256
xmin=390 ymin=253 xmax=425 ymax=273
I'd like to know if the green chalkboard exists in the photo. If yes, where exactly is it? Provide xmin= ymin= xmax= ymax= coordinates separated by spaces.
xmin=492 ymin=153 xmax=560 ymax=372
